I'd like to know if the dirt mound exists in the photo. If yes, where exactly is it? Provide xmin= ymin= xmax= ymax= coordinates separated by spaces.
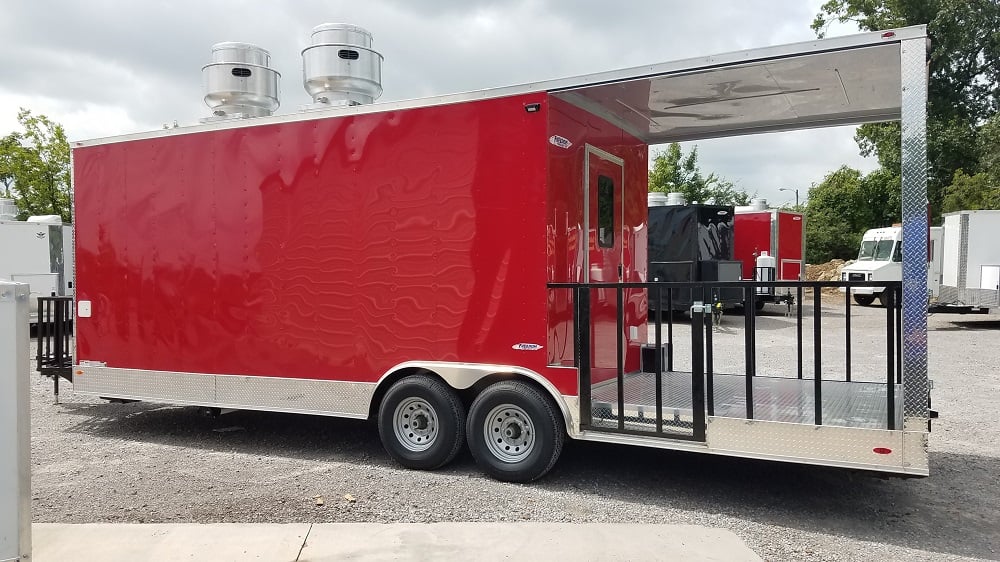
xmin=806 ymin=259 xmax=851 ymax=282
xmin=806 ymin=259 xmax=856 ymax=295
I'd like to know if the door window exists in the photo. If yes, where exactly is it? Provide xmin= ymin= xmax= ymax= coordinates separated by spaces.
xmin=597 ymin=175 xmax=614 ymax=248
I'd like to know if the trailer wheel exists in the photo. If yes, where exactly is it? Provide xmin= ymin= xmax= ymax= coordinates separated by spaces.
xmin=854 ymin=294 xmax=876 ymax=307
xmin=377 ymin=376 xmax=465 ymax=471
xmin=877 ymin=291 xmax=892 ymax=307
xmin=466 ymin=381 xmax=564 ymax=483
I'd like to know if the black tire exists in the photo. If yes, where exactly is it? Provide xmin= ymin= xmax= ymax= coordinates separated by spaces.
xmin=377 ymin=375 xmax=465 ymax=471
xmin=877 ymin=291 xmax=891 ymax=307
xmin=466 ymin=381 xmax=564 ymax=483
xmin=754 ymin=299 xmax=766 ymax=312
xmin=853 ymin=293 xmax=876 ymax=306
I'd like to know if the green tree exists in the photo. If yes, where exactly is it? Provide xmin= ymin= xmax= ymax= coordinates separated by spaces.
xmin=648 ymin=143 xmax=752 ymax=205
xmin=0 ymin=133 xmax=19 ymax=197
xmin=813 ymin=0 xmax=1000 ymax=217
xmin=0 ymin=109 xmax=71 ymax=222
xmin=941 ymin=170 xmax=1000 ymax=213
xmin=805 ymin=166 xmax=902 ymax=262
xmin=939 ymin=110 xmax=1000 ymax=212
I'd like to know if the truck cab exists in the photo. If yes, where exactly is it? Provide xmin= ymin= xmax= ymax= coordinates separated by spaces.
xmin=841 ymin=226 xmax=901 ymax=306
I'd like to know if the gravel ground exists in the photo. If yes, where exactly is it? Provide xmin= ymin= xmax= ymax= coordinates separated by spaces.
xmin=27 ymin=301 xmax=1000 ymax=561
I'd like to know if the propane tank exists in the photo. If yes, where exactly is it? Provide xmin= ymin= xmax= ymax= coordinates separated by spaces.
xmin=755 ymin=251 xmax=777 ymax=295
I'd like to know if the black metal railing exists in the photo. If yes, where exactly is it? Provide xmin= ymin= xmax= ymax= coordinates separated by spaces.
xmin=549 ymin=280 xmax=904 ymax=439
xmin=36 ymin=296 xmax=74 ymax=401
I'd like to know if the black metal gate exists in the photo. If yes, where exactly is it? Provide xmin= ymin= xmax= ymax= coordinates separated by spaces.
xmin=550 ymin=280 xmax=904 ymax=442
xmin=36 ymin=296 xmax=74 ymax=400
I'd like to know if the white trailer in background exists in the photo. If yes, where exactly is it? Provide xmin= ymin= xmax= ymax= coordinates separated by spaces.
xmin=0 ymin=214 xmax=74 ymax=325
xmin=936 ymin=210 xmax=1000 ymax=313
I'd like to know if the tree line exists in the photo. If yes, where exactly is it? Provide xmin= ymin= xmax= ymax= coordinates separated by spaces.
xmin=0 ymin=109 xmax=71 ymax=223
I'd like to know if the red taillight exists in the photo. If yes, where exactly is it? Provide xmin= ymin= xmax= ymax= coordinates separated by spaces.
xmin=873 ymin=447 xmax=893 ymax=455
xmin=881 ymin=32 xmax=896 ymax=39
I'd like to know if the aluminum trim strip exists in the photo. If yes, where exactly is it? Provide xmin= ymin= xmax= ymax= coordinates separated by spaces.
xmin=74 ymin=366 xmax=375 ymax=418
xmin=575 ymin=417 xmax=927 ymax=476
xmin=898 ymin=37 xmax=930 ymax=427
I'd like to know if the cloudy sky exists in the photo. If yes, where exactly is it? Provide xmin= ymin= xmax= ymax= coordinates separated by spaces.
xmin=0 ymin=0 xmax=876 ymax=205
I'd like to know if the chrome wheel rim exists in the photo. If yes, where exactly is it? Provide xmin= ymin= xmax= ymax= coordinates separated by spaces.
xmin=484 ymin=404 xmax=535 ymax=463
xmin=393 ymin=398 xmax=438 ymax=452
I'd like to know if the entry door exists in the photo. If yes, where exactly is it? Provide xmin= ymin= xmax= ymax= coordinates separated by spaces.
xmin=584 ymin=145 xmax=624 ymax=383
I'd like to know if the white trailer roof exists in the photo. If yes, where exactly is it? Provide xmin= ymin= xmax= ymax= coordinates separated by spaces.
xmin=73 ymin=26 xmax=925 ymax=148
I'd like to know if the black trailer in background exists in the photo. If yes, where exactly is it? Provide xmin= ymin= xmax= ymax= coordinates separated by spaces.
xmin=648 ymin=204 xmax=743 ymax=311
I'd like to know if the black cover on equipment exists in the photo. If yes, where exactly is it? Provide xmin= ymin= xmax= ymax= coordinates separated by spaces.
xmin=648 ymin=204 xmax=742 ymax=311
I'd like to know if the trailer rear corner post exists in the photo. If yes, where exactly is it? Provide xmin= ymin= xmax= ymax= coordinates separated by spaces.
xmin=0 ymin=281 xmax=31 ymax=562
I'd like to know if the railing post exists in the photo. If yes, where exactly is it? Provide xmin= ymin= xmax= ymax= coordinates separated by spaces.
xmin=895 ymin=285 xmax=903 ymax=385
xmin=704 ymin=303 xmax=715 ymax=417
xmin=845 ymin=285 xmax=852 ymax=382
xmin=796 ymin=285 xmax=804 ymax=379
xmin=814 ymin=286 xmax=823 ymax=425
xmin=666 ymin=288 xmax=673 ymax=372
xmin=690 ymin=303 xmax=707 ymax=442
xmin=575 ymin=286 xmax=592 ymax=429
xmin=616 ymin=285 xmax=625 ymax=431
xmin=886 ymin=285 xmax=896 ymax=430
xmin=654 ymin=285 xmax=663 ymax=434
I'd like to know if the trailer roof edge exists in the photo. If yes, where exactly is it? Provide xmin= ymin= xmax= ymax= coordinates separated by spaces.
xmin=71 ymin=25 xmax=926 ymax=148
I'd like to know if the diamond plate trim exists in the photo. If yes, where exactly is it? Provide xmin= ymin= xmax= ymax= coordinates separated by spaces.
xmin=940 ymin=286 xmax=1000 ymax=308
xmin=899 ymin=37 xmax=930 ymax=427
xmin=74 ymin=366 xmax=375 ymax=418
xmin=958 ymin=213 xmax=970 ymax=290
xmin=707 ymin=417 xmax=926 ymax=474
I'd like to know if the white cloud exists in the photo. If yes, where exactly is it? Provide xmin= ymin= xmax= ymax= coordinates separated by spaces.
xmin=0 ymin=0 xmax=877 ymax=189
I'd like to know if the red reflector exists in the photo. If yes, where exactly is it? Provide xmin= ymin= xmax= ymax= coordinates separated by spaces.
xmin=873 ymin=447 xmax=892 ymax=455
xmin=881 ymin=32 xmax=896 ymax=38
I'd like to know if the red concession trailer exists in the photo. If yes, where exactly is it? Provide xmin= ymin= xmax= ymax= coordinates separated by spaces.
xmin=69 ymin=26 xmax=933 ymax=482
xmin=734 ymin=206 xmax=805 ymax=308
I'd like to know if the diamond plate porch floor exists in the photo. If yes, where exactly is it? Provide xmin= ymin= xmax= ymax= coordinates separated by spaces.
xmin=590 ymin=371 xmax=903 ymax=430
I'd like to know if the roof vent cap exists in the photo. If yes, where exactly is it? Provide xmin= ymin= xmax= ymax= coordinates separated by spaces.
xmin=202 ymin=42 xmax=280 ymax=120
xmin=302 ymin=24 xmax=383 ymax=108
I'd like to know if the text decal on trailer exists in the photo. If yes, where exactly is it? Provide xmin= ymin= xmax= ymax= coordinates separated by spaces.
xmin=512 ymin=343 xmax=544 ymax=351
xmin=548 ymin=135 xmax=572 ymax=149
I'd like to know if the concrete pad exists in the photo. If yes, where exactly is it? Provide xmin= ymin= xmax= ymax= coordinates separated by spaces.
xmin=32 ymin=523 xmax=310 ymax=562
xmin=299 ymin=523 xmax=762 ymax=562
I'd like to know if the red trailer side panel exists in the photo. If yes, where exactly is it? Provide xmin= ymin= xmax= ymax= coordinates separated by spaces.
xmin=74 ymin=94 xmax=578 ymax=391
xmin=776 ymin=211 xmax=805 ymax=280
xmin=734 ymin=211 xmax=772 ymax=280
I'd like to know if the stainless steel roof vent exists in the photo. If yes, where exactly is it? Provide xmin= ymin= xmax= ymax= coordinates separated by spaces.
xmin=648 ymin=192 xmax=669 ymax=207
xmin=202 ymin=42 xmax=280 ymax=120
xmin=302 ymin=24 xmax=383 ymax=107
xmin=666 ymin=192 xmax=687 ymax=206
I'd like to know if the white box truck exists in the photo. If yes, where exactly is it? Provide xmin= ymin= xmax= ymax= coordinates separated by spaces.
xmin=840 ymin=226 xmax=943 ymax=306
